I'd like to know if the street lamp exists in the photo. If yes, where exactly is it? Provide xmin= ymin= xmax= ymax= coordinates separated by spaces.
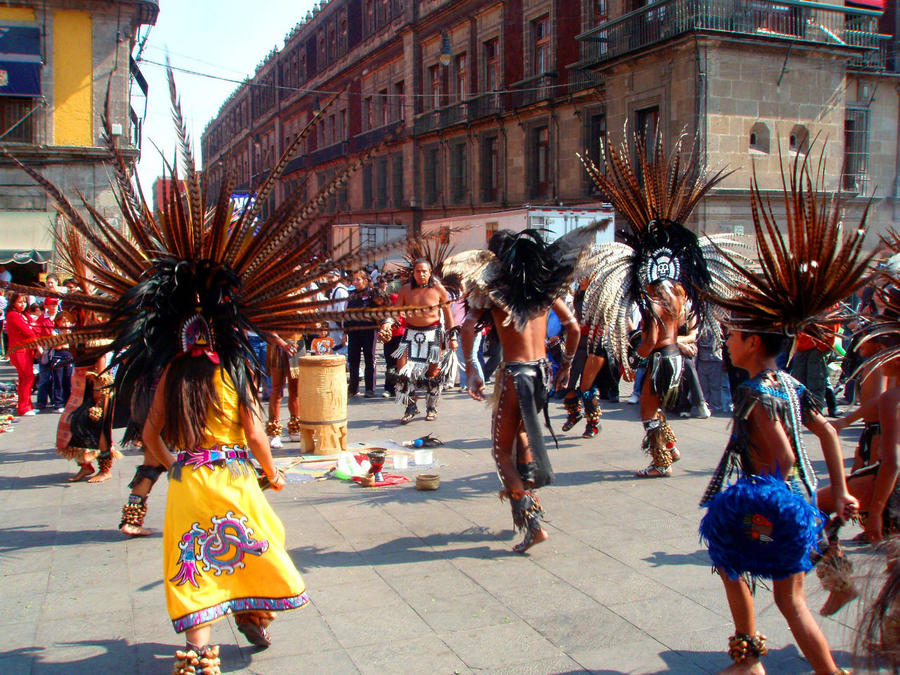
xmin=439 ymin=33 xmax=452 ymax=67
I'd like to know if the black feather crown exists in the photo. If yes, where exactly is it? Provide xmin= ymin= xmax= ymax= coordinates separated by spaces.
xmin=704 ymin=144 xmax=874 ymax=345
xmin=579 ymin=127 xmax=731 ymax=321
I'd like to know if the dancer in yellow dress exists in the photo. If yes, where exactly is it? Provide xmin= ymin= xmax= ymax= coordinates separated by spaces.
xmin=142 ymin=317 xmax=307 ymax=667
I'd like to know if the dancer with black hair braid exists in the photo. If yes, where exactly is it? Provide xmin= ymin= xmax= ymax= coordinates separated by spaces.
xmin=449 ymin=224 xmax=603 ymax=553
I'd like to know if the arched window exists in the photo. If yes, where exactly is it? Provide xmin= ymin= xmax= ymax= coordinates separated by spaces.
xmin=789 ymin=124 xmax=809 ymax=154
xmin=749 ymin=121 xmax=770 ymax=154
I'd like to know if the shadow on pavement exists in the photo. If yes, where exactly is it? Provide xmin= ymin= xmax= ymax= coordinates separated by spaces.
xmin=0 ymin=525 xmax=126 ymax=552
xmin=290 ymin=525 xmax=508 ymax=567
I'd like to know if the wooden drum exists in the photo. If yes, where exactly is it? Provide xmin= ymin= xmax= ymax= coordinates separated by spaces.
xmin=296 ymin=354 xmax=347 ymax=454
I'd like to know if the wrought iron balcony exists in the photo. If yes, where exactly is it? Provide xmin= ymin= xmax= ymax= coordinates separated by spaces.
xmin=508 ymin=72 xmax=558 ymax=109
xmin=308 ymin=140 xmax=349 ymax=165
xmin=352 ymin=120 xmax=404 ymax=152
xmin=467 ymin=92 xmax=504 ymax=121
xmin=576 ymin=0 xmax=887 ymax=70
xmin=413 ymin=101 xmax=467 ymax=135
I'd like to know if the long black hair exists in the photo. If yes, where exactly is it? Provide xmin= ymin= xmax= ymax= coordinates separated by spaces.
xmin=160 ymin=352 xmax=223 ymax=450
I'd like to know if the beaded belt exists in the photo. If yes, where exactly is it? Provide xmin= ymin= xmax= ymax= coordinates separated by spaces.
xmin=176 ymin=445 xmax=250 ymax=469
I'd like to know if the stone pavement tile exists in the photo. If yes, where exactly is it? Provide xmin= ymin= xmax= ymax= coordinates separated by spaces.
xmin=492 ymin=578 xmax=603 ymax=624
xmin=232 ymin=649 xmax=362 ymax=675
xmin=0 ymin=654 xmax=33 ymax=675
xmin=489 ymin=654 xmax=590 ymax=674
xmin=345 ymin=634 xmax=471 ymax=675
xmin=311 ymin=577 xmax=407 ymax=615
xmin=377 ymin=559 xmax=485 ymax=601
xmin=532 ymin=604 xmax=649 ymax=652
xmin=41 ymin=585 xmax=132 ymax=621
xmin=411 ymin=590 xmax=514 ymax=632
xmin=569 ymin=637 xmax=714 ymax=675
xmin=324 ymin=602 xmax=434 ymax=649
xmin=608 ymin=592 xmax=727 ymax=634
xmin=440 ymin=621 xmax=565 ymax=671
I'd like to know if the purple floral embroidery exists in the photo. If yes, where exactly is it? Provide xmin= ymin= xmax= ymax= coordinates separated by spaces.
xmin=170 ymin=512 xmax=268 ymax=587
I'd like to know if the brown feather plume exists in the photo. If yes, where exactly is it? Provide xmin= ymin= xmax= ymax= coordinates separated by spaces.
xmin=704 ymin=144 xmax=874 ymax=344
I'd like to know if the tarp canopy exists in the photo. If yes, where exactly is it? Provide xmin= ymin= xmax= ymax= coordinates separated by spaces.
xmin=846 ymin=0 xmax=885 ymax=9
xmin=0 ymin=210 xmax=55 ymax=264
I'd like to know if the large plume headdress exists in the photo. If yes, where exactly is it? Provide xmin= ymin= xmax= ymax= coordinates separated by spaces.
xmin=704 ymin=145 xmax=874 ymax=350
xmin=442 ymin=223 xmax=608 ymax=331
xmin=2 ymin=66 xmax=435 ymax=414
xmin=577 ymin=127 xmax=747 ymax=373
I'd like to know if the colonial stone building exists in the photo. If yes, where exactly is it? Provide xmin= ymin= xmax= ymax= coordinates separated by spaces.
xmin=0 ymin=0 xmax=157 ymax=271
xmin=201 ymin=0 xmax=896 ymax=247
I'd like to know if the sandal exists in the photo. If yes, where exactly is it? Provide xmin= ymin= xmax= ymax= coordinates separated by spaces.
xmin=237 ymin=619 xmax=272 ymax=648
xmin=425 ymin=408 xmax=437 ymax=422
xmin=400 ymin=403 xmax=418 ymax=425
xmin=635 ymin=463 xmax=670 ymax=478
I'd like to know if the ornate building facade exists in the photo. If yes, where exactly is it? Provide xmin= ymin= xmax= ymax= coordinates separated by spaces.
xmin=201 ymin=0 xmax=896 ymax=246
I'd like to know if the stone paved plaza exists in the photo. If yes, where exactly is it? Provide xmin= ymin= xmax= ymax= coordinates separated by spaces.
xmin=0 ymin=376 xmax=873 ymax=674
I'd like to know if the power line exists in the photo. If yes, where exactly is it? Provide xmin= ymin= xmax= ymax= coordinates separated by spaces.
xmin=138 ymin=56 xmax=575 ymax=103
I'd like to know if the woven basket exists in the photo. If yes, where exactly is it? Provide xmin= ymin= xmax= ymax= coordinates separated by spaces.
xmin=416 ymin=474 xmax=440 ymax=491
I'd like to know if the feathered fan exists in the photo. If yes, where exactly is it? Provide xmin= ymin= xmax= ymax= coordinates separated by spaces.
xmin=577 ymin=127 xmax=746 ymax=374
xmin=704 ymin=145 xmax=874 ymax=351
xmin=3 ymin=66 xmax=437 ymax=417
xmin=442 ymin=223 xmax=609 ymax=331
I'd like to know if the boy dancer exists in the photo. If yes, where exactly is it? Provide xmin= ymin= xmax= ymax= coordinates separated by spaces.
xmin=699 ymin=150 xmax=871 ymax=674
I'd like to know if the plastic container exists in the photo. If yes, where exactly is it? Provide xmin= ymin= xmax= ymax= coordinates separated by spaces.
xmin=392 ymin=454 xmax=409 ymax=470
xmin=414 ymin=449 xmax=433 ymax=465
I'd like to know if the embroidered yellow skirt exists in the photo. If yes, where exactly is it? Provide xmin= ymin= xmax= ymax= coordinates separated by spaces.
xmin=163 ymin=456 xmax=308 ymax=633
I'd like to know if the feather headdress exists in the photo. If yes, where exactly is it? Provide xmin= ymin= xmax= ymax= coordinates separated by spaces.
xmin=4 ymin=68 xmax=435 ymax=415
xmin=442 ymin=223 xmax=608 ymax=331
xmin=704 ymin=145 xmax=874 ymax=349
xmin=577 ymin=127 xmax=746 ymax=373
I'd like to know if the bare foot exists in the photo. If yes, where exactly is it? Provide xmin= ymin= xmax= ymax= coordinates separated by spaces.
xmin=718 ymin=659 xmax=765 ymax=674
xmin=120 ymin=523 xmax=154 ymax=537
xmin=67 ymin=464 xmax=95 ymax=482
xmin=820 ymin=587 xmax=859 ymax=616
xmin=86 ymin=470 xmax=112 ymax=484
xmin=513 ymin=528 xmax=548 ymax=554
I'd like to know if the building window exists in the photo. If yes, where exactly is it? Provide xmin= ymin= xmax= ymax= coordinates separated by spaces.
xmin=481 ymin=135 xmax=500 ymax=202
xmin=339 ymin=13 xmax=348 ymax=55
xmin=376 ymin=156 xmax=389 ymax=208
xmin=394 ymin=81 xmax=405 ymax=121
xmin=843 ymin=108 xmax=869 ymax=192
xmin=532 ymin=15 xmax=550 ymax=75
xmin=530 ymin=125 xmax=550 ymax=198
xmin=454 ymin=53 xmax=467 ymax=102
xmin=635 ymin=105 xmax=659 ymax=157
xmin=749 ymin=121 xmax=770 ymax=154
xmin=363 ymin=96 xmax=373 ymax=131
xmin=365 ymin=0 xmax=375 ymax=35
xmin=392 ymin=152 xmax=404 ymax=206
xmin=362 ymin=163 xmax=374 ymax=209
xmin=429 ymin=64 xmax=441 ymax=110
xmin=450 ymin=142 xmax=467 ymax=203
xmin=584 ymin=112 xmax=606 ymax=194
xmin=590 ymin=0 xmax=608 ymax=26
xmin=379 ymin=89 xmax=388 ymax=127
xmin=424 ymin=146 xmax=441 ymax=205
xmin=484 ymin=38 xmax=499 ymax=91
xmin=789 ymin=124 xmax=809 ymax=154
xmin=0 ymin=97 xmax=37 ymax=143
xmin=485 ymin=220 xmax=498 ymax=245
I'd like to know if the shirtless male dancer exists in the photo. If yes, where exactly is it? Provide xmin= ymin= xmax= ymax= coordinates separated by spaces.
xmin=379 ymin=259 xmax=456 ymax=424
xmin=634 ymin=281 xmax=688 ymax=477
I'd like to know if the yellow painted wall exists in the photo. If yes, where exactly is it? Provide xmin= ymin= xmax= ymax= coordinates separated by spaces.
xmin=0 ymin=8 xmax=35 ymax=21
xmin=53 ymin=9 xmax=92 ymax=147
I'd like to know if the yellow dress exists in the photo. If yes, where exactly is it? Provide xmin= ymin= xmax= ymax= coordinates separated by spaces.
xmin=163 ymin=367 xmax=308 ymax=633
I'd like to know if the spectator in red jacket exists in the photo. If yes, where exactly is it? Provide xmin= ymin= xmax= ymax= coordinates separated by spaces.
xmin=5 ymin=292 xmax=38 ymax=415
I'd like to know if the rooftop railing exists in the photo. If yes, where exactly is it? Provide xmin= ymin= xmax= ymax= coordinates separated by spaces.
xmin=576 ymin=0 xmax=888 ymax=70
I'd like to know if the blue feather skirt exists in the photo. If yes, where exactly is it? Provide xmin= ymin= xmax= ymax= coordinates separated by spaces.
xmin=699 ymin=473 xmax=825 ymax=580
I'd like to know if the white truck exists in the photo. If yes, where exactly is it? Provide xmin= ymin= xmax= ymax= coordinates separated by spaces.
xmin=420 ymin=205 xmax=615 ymax=251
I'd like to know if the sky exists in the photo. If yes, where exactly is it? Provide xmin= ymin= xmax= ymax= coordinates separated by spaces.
xmin=134 ymin=0 xmax=318 ymax=189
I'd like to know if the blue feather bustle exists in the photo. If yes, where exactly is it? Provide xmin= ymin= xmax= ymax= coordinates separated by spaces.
xmin=699 ymin=472 xmax=825 ymax=580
